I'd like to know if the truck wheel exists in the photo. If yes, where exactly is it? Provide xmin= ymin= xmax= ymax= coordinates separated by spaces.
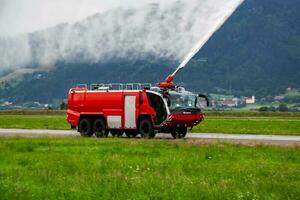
xmin=171 ymin=126 xmax=187 ymax=139
xmin=79 ymin=118 xmax=93 ymax=137
xmin=93 ymin=118 xmax=108 ymax=138
xmin=111 ymin=130 xmax=123 ymax=137
xmin=125 ymin=131 xmax=138 ymax=138
xmin=139 ymin=118 xmax=155 ymax=138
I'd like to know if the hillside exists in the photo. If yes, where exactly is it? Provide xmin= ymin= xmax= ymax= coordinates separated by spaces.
xmin=178 ymin=0 xmax=300 ymax=97
xmin=0 ymin=0 xmax=299 ymax=106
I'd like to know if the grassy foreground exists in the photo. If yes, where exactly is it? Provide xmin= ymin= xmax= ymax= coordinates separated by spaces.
xmin=0 ymin=113 xmax=300 ymax=135
xmin=0 ymin=138 xmax=299 ymax=199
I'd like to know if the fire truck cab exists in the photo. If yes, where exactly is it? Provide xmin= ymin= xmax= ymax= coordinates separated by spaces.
xmin=67 ymin=83 xmax=208 ymax=139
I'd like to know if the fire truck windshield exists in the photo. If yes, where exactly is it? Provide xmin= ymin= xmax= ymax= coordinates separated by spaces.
xmin=168 ymin=91 xmax=200 ymax=112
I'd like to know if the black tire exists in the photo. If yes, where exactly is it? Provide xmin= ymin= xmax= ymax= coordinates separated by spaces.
xmin=93 ymin=118 xmax=108 ymax=138
xmin=171 ymin=126 xmax=187 ymax=139
xmin=79 ymin=118 xmax=93 ymax=137
xmin=111 ymin=130 xmax=123 ymax=138
xmin=139 ymin=118 xmax=155 ymax=138
xmin=125 ymin=131 xmax=138 ymax=138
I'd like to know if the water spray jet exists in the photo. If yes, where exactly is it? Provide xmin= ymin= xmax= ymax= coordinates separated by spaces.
xmin=160 ymin=0 xmax=244 ymax=89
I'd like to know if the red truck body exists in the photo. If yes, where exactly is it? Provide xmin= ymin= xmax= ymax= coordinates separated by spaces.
xmin=67 ymin=85 xmax=205 ymax=138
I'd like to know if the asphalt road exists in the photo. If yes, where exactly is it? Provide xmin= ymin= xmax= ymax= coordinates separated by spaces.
xmin=0 ymin=128 xmax=300 ymax=146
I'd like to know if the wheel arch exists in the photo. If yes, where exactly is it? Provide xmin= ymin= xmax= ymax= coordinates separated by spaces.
xmin=78 ymin=114 xmax=106 ymax=127
xmin=79 ymin=114 xmax=105 ymax=120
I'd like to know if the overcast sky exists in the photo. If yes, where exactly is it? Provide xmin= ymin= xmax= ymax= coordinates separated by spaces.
xmin=0 ymin=0 xmax=171 ymax=36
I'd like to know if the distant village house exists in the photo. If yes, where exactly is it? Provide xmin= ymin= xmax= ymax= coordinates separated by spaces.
xmin=245 ymin=96 xmax=255 ymax=104
xmin=274 ymin=96 xmax=285 ymax=103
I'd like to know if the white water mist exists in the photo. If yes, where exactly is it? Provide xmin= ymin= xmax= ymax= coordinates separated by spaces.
xmin=0 ymin=0 xmax=244 ymax=75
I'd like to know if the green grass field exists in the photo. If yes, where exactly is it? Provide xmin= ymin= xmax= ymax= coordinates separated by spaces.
xmin=0 ymin=111 xmax=300 ymax=135
xmin=0 ymin=138 xmax=299 ymax=200
xmin=0 ymin=115 xmax=69 ymax=130
xmin=192 ymin=117 xmax=300 ymax=135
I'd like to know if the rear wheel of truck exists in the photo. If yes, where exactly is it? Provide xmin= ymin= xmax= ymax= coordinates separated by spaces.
xmin=93 ymin=118 xmax=108 ymax=138
xmin=79 ymin=118 xmax=93 ymax=137
xmin=139 ymin=118 xmax=155 ymax=139
xmin=171 ymin=126 xmax=187 ymax=139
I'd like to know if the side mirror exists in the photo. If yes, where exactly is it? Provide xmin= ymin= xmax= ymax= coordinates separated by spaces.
xmin=198 ymin=94 xmax=209 ymax=107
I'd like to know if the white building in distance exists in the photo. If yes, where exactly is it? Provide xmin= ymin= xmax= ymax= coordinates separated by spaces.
xmin=246 ymin=96 xmax=255 ymax=104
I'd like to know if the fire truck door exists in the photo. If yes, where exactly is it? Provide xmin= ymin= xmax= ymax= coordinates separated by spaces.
xmin=124 ymin=96 xmax=136 ymax=129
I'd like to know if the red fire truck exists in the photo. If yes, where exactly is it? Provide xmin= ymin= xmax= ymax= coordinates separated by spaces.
xmin=67 ymin=73 xmax=209 ymax=139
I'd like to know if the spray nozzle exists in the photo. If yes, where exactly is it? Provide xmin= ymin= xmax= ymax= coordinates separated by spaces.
xmin=165 ymin=75 xmax=174 ymax=83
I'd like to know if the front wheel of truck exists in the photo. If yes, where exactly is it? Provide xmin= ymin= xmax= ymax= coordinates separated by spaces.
xmin=139 ymin=118 xmax=155 ymax=139
xmin=171 ymin=126 xmax=187 ymax=139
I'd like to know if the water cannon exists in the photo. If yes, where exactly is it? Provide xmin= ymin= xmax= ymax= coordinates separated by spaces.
xmin=158 ymin=61 xmax=188 ymax=89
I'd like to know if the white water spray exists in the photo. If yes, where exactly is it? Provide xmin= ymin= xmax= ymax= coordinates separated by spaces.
xmin=172 ymin=0 xmax=244 ymax=77
xmin=0 ymin=0 xmax=244 ymax=76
